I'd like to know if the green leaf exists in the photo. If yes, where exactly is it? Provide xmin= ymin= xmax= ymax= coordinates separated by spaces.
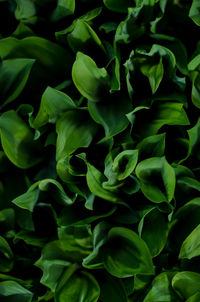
xmin=179 ymin=223 xmax=200 ymax=259
xmin=112 ymin=149 xmax=138 ymax=180
xmin=0 ymin=236 xmax=13 ymax=272
xmin=188 ymin=56 xmax=200 ymax=108
xmin=131 ymin=102 xmax=189 ymax=138
xmin=104 ymin=227 xmax=155 ymax=278
xmin=35 ymin=241 xmax=72 ymax=292
xmin=0 ymin=58 xmax=35 ymax=108
xmin=14 ymin=0 xmax=36 ymax=22
xmin=56 ymin=110 xmax=98 ymax=160
xmin=67 ymin=19 xmax=105 ymax=53
xmin=186 ymin=292 xmax=200 ymax=302
xmin=0 ymin=36 xmax=72 ymax=84
xmin=0 ymin=208 xmax=15 ymax=233
xmin=55 ymin=265 xmax=100 ymax=302
xmin=0 ymin=281 xmax=33 ymax=302
xmin=12 ymin=187 xmax=39 ymax=212
xmin=138 ymin=208 xmax=168 ymax=257
xmin=143 ymin=272 xmax=179 ymax=302
xmin=168 ymin=197 xmax=200 ymax=252
xmin=115 ymin=7 xmax=145 ymax=44
xmin=14 ymin=230 xmax=47 ymax=247
xmin=0 ymin=110 xmax=42 ymax=169
xmin=33 ymin=86 xmax=76 ymax=129
xmin=149 ymin=102 xmax=190 ymax=133
xmin=140 ymin=58 xmax=164 ymax=94
xmin=58 ymin=225 xmax=92 ymax=258
xmin=189 ymin=0 xmax=200 ymax=26
xmin=88 ymin=94 xmax=131 ymax=138
xmin=99 ymin=272 xmax=128 ymax=302
xmin=137 ymin=133 xmax=166 ymax=159
xmin=172 ymin=271 xmax=200 ymax=300
xmin=187 ymin=117 xmax=200 ymax=161
xmin=12 ymin=179 xmax=74 ymax=212
xmin=150 ymin=34 xmax=188 ymax=75
xmin=11 ymin=21 xmax=35 ymax=39
xmin=135 ymin=157 xmax=176 ymax=203
xmin=82 ymin=222 xmax=111 ymax=270
xmin=86 ymin=163 xmax=119 ymax=203
xmin=58 ymin=204 xmax=116 ymax=228
xmin=103 ymin=0 xmax=134 ymax=13
xmin=72 ymin=52 xmax=110 ymax=102
xmin=51 ymin=0 xmax=75 ymax=22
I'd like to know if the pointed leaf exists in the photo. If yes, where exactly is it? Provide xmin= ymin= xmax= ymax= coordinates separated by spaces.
xmin=104 ymin=227 xmax=155 ymax=278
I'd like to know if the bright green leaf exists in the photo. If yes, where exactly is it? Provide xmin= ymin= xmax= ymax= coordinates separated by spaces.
xmin=0 ymin=110 xmax=42 ymax=169
xmin=72 ymin=52 xmax=110 ymax=102
xmin=172 ymin=271 xmax=200 ymax=300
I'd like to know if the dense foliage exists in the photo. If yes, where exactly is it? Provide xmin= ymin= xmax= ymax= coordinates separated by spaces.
xmin=0 ymin=0 xmax=200 ymax=301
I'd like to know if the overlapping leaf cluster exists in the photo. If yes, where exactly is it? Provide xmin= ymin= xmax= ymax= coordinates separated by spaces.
xmin=0 ymin=0 xmax=200 ymax=301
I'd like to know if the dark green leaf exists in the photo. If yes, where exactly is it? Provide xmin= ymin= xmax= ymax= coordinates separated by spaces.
xmin=99 ymin=272 xmax=128 ymax=302
xmin=104 ymin=227 xmax=155 ymax=278
xmin=136 ymin=157 xmax=176 ymax=203
xmin=138 ymin=208 xmax=168 ymax=257
xmin=0 ymin=58 xmax=35 ymax=108
xmin=0 ymin=281 xmax=33 ymax=302
xmin=88 ymin=94 xmax=131 ymax=138
xmin=0 ymin=236 xmax=13 ymax=273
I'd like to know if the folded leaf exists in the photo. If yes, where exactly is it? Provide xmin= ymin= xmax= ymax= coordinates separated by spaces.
xmin=112 ymin=149 xmax=138 ymax=180
xmin=33 ymin=86 xmax=76 ymax=129
xmin=35 ymin=241 xmax=72 ymax=292
xmin=88 ymin=94 xmax=131 ymax=138
xmin=55 ymin=265 xmax=100 ymax=302
xmin=0 ymin=281 xmax=33 ymax=302
xmin=56 ymin=110 xmax=98 ymax=160
xmin=172 ymin=271 xmax=200 ymax=300
xmin=0 ymin=58 xmax=35 ymax=108
xmin=72 ymin=52 xmax=110 ymax=102
xmin=86 ymin=163 xmax=119 ymax=202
